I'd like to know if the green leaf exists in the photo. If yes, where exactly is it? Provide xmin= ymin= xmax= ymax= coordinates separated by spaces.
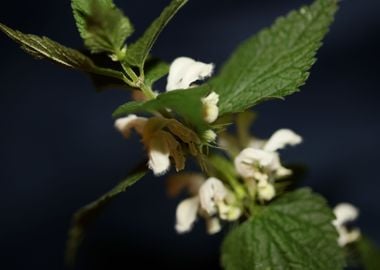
xmin=144 ymin=58 xmax=169 ymax=88
xmin=211 ymin=0 xmax=338 ymax=115
xmin=0 ymin=23 xmax=126 ymax=80
xmin=356 ymin=236 xmax=380 ymax=270
xmin=125 ymin=0 xmax=188 ymax=69
xmin=71 ymin=0 xmax=134 ymax=55
xmin=65 ymin=170 xmax=146 ymax=266
xmin=222 ymin=188 xmax=345 ymax=270
xmin=113 ymin=86 xmax=210 ymax=132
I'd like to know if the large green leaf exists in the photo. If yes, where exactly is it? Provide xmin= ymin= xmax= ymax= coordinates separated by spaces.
xmin=71 ymin=0 xmax=134 ymax=55
xmin=222 ymin=188 xmax=345 ymax=270
xmin=125 ymin=0 xmax=188 ymax=69
xmin=211 ymin=0 xmax=338 ymax=115
xmin=65 ymin=170 xmax=146 ymax=266
xmin=0 ymin=23 xmax=125 ymax=80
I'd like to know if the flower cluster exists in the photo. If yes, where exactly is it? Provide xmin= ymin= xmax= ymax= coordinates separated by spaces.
xmin=168 ymin=127 xmax=303 ymax=234
xmin=234 ymin=129 xmax=302 ymax=201
xmin=169 ymin=174 xmax=242 ymax=234
xmin=115 ymin=57 xmax=219 ymax=176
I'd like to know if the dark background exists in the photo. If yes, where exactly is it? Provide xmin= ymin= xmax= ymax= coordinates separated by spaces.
xmin=0 ymin=0 xmax=379 ymax=269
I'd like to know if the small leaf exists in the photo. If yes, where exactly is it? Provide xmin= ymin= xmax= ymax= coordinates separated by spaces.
xmin=125 ymin=0 xmax=188 ymax=69
xmin=113 ymin=86 xmax=210 ymax=132
xmin=71 ymin=0 xmax=134 ymax=55
xmin=0 ymin=23 xmax=126 ymax=80
xmin=355 ymin=236 xmax=380 ymax=270
xmin=222 ymin=188 xmax=345 ymax=270
xmin=144 ymin=58 xmax=169 ymax=88
xmin=65 ymin=170 xmax=147 ymax=266
xmin=210 ymin=0 xmax=339 ymax=115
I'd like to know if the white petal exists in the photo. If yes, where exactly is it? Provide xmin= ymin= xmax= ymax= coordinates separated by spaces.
xmin=263 ymin=129 xmax=302 ymax=152
xmin=199 ymin=177 xmax=227 ymax=215
xmin=234 ymin=148 xmax=277 ymax=178
xmin=257 ymin=181 xmax=276 ymax=201
xmin=148 ymin=136 xmax=171 ymax=176
xmin=175 ymin=196 xmax=199 ymax=234
xmin=201 ymin=92 xmax=219 ymax=123
xmin=337 ymin=227 xmax=361 ymax=247
xmin=114 ymin=114 xmax=147 ymax=138
xmin=166 ymin=57 xmax=214 ymax=91
xmin=333 ymin=203 xmax=359 ymax=227
xmin=206 ymin=217 xmax=222 ymax=235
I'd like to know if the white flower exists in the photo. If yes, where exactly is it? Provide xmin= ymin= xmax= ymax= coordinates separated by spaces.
xmin=199 ymin=177 xmax=227 ymax=215
xmin=263 ymin=129 xmax=303 ymax=152
xmin=147 ymin=135 xmax=171 ymax=176
xmin=174 ymin=176 xmax=241 ymax=234
xmin=115 ymin=115 xmax=174 ymax=176
xmin=201 ymin=92 xmax=219 ymax=123
xmin=333 ymin=203 xmax=361 ymax=247
xmin=235 ymin=129 xmax=302 ymax=179
xmin=175 ymin=196 xmax=200 ymax=233
xmin=114 ymin=114 xmax=147 ymax=138
xmin=234 ymin=129 xmax=302 ymax=201
xmin=166 ymin=57 xmax=214 ymax=91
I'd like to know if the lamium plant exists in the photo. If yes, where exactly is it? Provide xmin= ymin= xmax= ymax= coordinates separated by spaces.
xmin=1 ymin=0 xmax=379 ymax=269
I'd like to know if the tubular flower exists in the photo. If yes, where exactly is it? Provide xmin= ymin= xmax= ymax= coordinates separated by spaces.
xmin=169 ymin=175 xmax=242 ymax=234
xmin=166 ymin=57 xmax=214 ymax=91
xmin=234 ymin=129 xmax=302 ymax=201
xmin=332 ymin=203 xmax=361 ymax=247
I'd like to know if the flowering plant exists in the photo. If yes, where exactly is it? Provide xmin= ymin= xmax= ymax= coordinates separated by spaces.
xmin=1 ymin=0 xmax=379 ymax=269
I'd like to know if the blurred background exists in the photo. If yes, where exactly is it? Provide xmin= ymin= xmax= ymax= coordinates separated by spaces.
xmin=0 ymin=0 xmax=379 ymax=269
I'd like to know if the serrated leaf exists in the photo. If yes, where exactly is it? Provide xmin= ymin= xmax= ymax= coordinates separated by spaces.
xmin=71 ymin=0 xmax=134 ymax=54
xmin=222 ymin=188 xmax=345 ymax=270
xmin=211 ymin=0 xmax=338 ymax=115
xmin=113 ymin=86 xmax=210 ymax=132
xmin=356 ymin=236 xmax=380 ymax=270
xmin=125 ymin=0 xmax=188 ymax=69
xmin=0 ymin=23 xmax=126 ymax=80
xmin=65 ymin=170 xmax=146 ymax=266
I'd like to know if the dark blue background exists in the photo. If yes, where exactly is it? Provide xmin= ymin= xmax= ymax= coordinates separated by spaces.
xmin=0 ymin=0 xmax=379 ymax=269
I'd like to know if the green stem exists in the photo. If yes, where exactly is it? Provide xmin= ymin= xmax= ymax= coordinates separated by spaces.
xmin=225 ymin=173 xmax=247 ymax=201
xmin=121 ymin=63 xmax=156 ymax=100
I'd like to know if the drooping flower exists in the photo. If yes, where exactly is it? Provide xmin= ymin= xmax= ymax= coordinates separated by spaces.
xmin=234 ymin=129 xmax=302 ymax=201
xmin=170 ymin=175 xmax=241 ymax=234
xmin=332 ymin=203 xmax=361 ymax=247
xmin=175 ymin=196 xmax=200 ymax=233
xmin=166 ymin=57 xmax=214 ymax=91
